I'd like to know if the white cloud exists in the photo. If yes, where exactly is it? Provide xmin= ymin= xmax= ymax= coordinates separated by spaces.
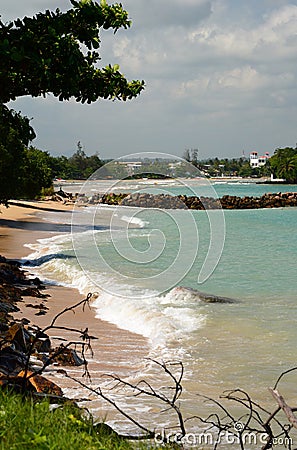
xmin=2 ymin=0 xmax=297 ymax=158
xmin=176 ymin=67 xmax=295 ymax=101
xmin=215 ymin=66 xmax=265 ymax=89
xmin=122 ymin=0 xmax=212 ymax=29
xmin=189 ymin=4 xmax=297 ymax=59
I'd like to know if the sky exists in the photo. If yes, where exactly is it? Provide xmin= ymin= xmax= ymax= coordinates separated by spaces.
xmin=1 ymin=0 xmax=297 ymax=160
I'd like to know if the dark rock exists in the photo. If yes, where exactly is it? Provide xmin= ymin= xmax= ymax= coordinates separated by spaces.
xmin=0 ymin=312 xmax=10 ymax=325
xmin=26 ymin=327 xmax=51 ymax=353
xmin=21 ymin=287 xmax=49 ymax=298
xmin=20 ymin=318 xmax=30 ymax=325
xmin=0 ymin=263 xmax=24 ymax=284
xmin=172 ymin=286 xmax=237 ymax=304
xmin=197 ymin=292 xmax=237 ymax=304
xmin=0 ymin=323 xmax=9 ymax=332
xmin=25 ymin=303 xmax=49 ymax=310
xmin=0 ymin=373 xmax=27 ymax=393
xmin=56 ymin=188 xmax=68 ymax=198
xmin=35 ymin=310 xmax=47 ymax=316
xmin=0 ymin=300 xmax=19 ymax=314
xmin=100 ymin=191 xmax=297 ymax=210
xmin=32 ymin=277 xmax=42 ymax=287
xmin=4 ymin=323 xmax=30 ymax=352
xmin=0 ymin=347 xmax=27 ymax=375
xmin=50 ymin=346 xmax=85 ymax=366
xmin=34 ymin=336 xmax=51 ymax=353
xmin=17 ymin=370 xmax=63 ymax=396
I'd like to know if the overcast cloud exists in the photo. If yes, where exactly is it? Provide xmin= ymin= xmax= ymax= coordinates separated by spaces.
xmin=1 ymin=0 xmax=297 ymax=159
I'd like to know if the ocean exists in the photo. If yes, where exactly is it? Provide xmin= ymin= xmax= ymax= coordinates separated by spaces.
xmin=23 ymin=179 xmax=297 ymax=440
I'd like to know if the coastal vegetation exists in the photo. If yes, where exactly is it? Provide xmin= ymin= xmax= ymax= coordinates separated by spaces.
xmin=0 ymin=389 xmax=133 ymax=450
xmin=269 ymin=147 xmax=297 ymax=183
xmin=50 ymin=147 xmax=297 ymax=182
xmin=197 ymin=156 xmax=270 ymax=178
xmin=184 ymin=147 xmax=297 ymax=182
xmin=0 ymin=0 xmax=144 ymax=204
xmin=51 ymin=141 xmax=104 ymax=180
xmin=183 ymin=148 xmax=270 ymax=178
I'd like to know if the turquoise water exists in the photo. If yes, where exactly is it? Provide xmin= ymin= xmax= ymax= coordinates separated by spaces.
xmin=169 ymin=181 xmax=297 ymax=198
xmin=189 ymin=207 xmax=297 ymax=300
xmin=26 ymin=180 xmax=297 ymax=433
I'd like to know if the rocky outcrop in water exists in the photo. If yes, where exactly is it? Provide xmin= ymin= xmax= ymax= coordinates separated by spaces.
xmin=84 ymin=191 xmax=297 ymax=210
xmin=170 ymin=286 xmax=237 ymax=303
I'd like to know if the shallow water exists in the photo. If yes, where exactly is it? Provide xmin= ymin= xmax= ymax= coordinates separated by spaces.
xmin=23 ymin=180 xmax=297 ymax=437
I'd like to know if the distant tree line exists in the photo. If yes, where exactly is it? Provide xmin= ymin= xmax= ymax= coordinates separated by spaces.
xmin=182 ymin=148 xmax=297 ymax=179
xmin=198 ymin=157 xmax=271 ymax=178
xmin=183 ymin=149 xmax=270 ymax=178
xmin=50 ymin=141 xmax=104 ymax=180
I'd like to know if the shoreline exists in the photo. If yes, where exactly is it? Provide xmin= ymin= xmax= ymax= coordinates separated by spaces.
xmin=0 ymin=200 xmax=150 ymax=419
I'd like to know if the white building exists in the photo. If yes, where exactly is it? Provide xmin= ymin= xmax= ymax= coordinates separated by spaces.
xmin=249 ymin=151 xmax=270 ymax=168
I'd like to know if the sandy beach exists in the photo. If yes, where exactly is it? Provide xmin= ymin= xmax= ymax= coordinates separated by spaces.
xmin=0 ymin=200 xmax=150 ymax=420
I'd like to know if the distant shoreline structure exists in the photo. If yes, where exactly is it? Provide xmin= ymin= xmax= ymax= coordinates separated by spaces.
xmin=54 ymin=175 xmax=294 ymax=188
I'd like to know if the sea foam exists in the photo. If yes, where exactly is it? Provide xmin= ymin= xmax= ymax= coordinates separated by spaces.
xmin=23 ymin=229 xmax=206 ymax=355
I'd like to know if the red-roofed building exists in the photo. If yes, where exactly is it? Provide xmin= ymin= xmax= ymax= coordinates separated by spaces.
xmin=249 ymin=151 xmax=270 ymax=168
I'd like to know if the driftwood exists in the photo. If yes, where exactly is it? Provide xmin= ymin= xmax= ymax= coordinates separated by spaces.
xmin=269 ymin=388 xmax=297 ymax=429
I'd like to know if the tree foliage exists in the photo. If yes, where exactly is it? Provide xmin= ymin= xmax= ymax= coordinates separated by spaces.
xmin=183 ymin=148 xmax=199 ymax=165
xmin=0 ymin=0 xmax=144 ymax=104
xmin=21 ymin=147 xmax=53 ymax=199
xmin=0 ymin=105 xmax=37 ymax=203
xmin=0 ymin=0 xmax=144 ymax=203
xmin=269 ymin=147 xmax=297 ymax=183
xmin=50 ymin=141 xmax=104 ymax=180
xmin=190 ymin=155 xmax=271 ymax=178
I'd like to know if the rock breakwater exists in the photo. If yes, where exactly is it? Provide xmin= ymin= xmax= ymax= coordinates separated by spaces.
xmin=78 ymin=191 xmax=297 ymax=210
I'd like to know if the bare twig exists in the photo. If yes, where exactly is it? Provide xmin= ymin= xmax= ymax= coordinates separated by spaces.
xmin=269 ymin=388 xmax=297 ymax=429
xmin=20 ymin=293 xmax=94 ymax=391
xmin=273 ymin=366 xmax=297 ymax=390
xmin=64 ymin=373 xmax=155 ymax=440
xmin=105 ymin=359 xmax=186 ymax=438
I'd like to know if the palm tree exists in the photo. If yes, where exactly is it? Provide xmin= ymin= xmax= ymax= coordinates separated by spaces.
xmin=277 ymin=157 xmax=297 ymax=182
xmin=270 ymin=148 xmax=297 ymax=182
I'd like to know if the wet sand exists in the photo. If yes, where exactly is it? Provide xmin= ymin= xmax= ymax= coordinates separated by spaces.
xmin=0 ymin=200 xmax=150 ymax=420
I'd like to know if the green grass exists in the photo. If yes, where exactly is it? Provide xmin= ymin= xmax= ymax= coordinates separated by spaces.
xmin=0 ymin=389 xmax=173 ymax=449
xmin=0 ymin=389 xmax=134 ymax=450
